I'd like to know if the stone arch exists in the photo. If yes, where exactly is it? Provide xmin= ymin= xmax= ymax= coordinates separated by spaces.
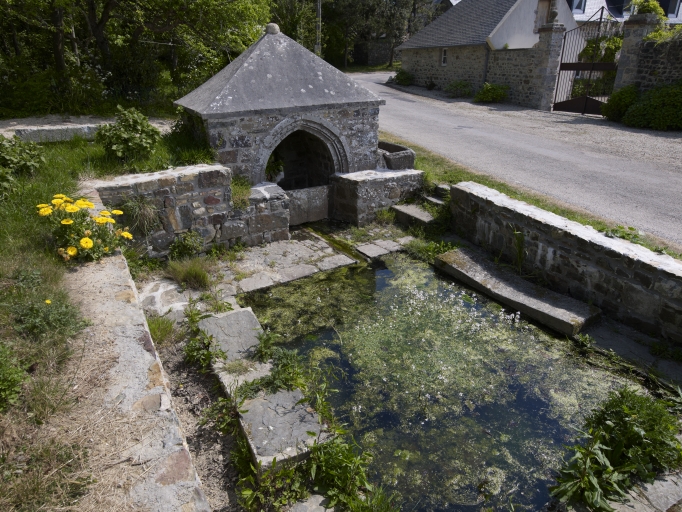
xmin=256 ymin=116 xmax=352 ymax=184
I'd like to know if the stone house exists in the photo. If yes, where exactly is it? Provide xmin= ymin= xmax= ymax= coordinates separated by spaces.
xmin=398 ymin=0 xmax=578 ymax=109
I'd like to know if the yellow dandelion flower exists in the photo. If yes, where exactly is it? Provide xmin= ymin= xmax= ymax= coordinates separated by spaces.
xmin=45 ymin=299 xmax=51 ymax=304
xmin=104 ymin=247 xmax=109 ymax=252
xmin=75 ymin=199 xmax=95 ymax=209
xmin=63 ymin=197 xmax=73 ymax=202
xmin=64 ymin=204 xmax=80 ymax=213
xmin=61 ymin=219 xmax=74 ymax=225
xmin=53 ymin=194 xmax=66 ymax=199
xmin=95 ymin=217 xmax=108 ymax=225
xmin=52 ymin=198 xmax=64 ymax=206
xmin=38 ymin=207 xmax=53 ymax=216
xmin=121 ymin=231 xmax=133 ymax=240
xmin=80 ymin=237 xmax=94 ymax=249
xmin=67 ymin=246 xmax=78 ymax=256
xmin=112 ymin=210 xmax=123 ymax=215
xmin=57 ymin=248 xmax=65 ymax=255
xmin=106 ymin=218 xmax=116 ymax=224
xmin=99 ymin=211 xmax=112 ymax=216
xmin=36 ymin=203 xmax=49 ymax=208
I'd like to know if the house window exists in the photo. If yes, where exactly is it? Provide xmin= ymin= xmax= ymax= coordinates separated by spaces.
xmin=441 ymin=48 xmax=447 ymax=66
xmin=571 ymin=0 xmax=585 ymax=13
xmin=668 ymin=0 xmax=681 ymax=17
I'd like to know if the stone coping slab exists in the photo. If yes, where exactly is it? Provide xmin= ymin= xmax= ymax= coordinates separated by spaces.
xmin=333 ymin=168 xmax=423 ymax=182
xmin=435 ymin=247 xmax=601 ymax=336
xmin=15 ymin=125 xmax=100 ymax=142
xmin=392 ymin=204 xmax=435 ymax=226
xmin=87 ymin=163 xmax=226 ymax=187
xmin=240 ymin=389 xmax=330 ymax=468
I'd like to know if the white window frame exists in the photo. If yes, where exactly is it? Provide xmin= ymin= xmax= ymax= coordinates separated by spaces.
xmin=571 ymin=0 xmax=585 ymax=14
xmin=441 ymin=48 xmax=447 ymax=66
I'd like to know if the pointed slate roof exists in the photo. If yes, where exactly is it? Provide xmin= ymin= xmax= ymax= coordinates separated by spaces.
xmin=397 ymin=0 xmax=519 ymax=50
xmin=175 ymin=25 xmax=384 ymax=119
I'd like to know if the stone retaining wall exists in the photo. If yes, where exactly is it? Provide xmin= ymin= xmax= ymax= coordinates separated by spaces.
xmin=92 ymin=164 xmax=289 ymax=256
xmin=331 ymin=169 xmax=424 ymax=226
xmin=450 ymin=182 xmax=682 ymax=343
xmin=400 ymin=45 xmax=488 ymax=90
xmin=634 ymin=40 xmax=682 ymax=92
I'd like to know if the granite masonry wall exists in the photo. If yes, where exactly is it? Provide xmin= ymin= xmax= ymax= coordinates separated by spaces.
xmin=450 ymin=182 xmax=682 ymax=344
xmin=331 ymin=169 xmax=424 ymax=226
xmin=400 ymin=45 xmax=488 ymax=90
xmin=204 ymin=106 xmax=381 ymax=185
xmin=634 ymin=40 xmax=682 ymax=92
xmin=400 ymin=23 xmax=565 ymax=110
xmin=94 ymin=164 xmax=290 ymax=256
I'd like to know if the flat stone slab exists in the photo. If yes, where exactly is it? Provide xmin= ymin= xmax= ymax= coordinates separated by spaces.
xmin=374 ymin=239 xmax=403 ymax=252
xmin=316 ymin=253 xmax=355 ymax=271
xmin=356 ymin=243 xmax=390 ymax=259
xmin=397 ymin=236 xmax=415 ymax=246
xmin=240 ymin=389 xmax=330 ymax=468
xmin=198 ymin=308 xmax=262 ymax=361
xmin=425 ymin=196 xmax=445 ymax=207
xmin=435 ymin=248 xmax=601 ymax=336
xmin=392 ymin=204 xmax=434 ymax=226
xmin=291 ymin=495 xmax=332 ymax=512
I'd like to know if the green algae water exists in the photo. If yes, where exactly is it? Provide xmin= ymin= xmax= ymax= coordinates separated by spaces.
xmin=239 ymin=254 xmax=633 ymax=510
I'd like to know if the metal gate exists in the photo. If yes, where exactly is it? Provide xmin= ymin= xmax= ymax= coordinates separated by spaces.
xmin=553 ymin=7 xmax=623 ymax=115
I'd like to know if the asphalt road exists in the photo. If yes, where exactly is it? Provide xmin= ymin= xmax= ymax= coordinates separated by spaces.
xmin=351 ymin=72 xmax=682 ymax=247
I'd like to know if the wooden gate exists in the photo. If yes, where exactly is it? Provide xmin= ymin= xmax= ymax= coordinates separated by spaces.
xmin=553 ymin=7 xmax=623 ymax=115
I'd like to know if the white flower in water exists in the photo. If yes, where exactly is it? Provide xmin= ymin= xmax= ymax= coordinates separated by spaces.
xmin=382 ymin=377 xmax=387 ymax=382
xmin=459 ymin=392 xmax=463 ymax=397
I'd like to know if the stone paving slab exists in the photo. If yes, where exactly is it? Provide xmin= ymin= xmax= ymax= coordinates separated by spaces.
xmin=199 ymin=309 xmax=262 ymax=361
xmin=374 ymin=239 xmax=403 ymax=252
xmin=240 ymin=389 xmax=330 ymax=468
xmin=435 ymin=247 xmax=601 ymax=336
xmin=397 ymin=235 xmax=416 ymax=245
xmin=392 ymin=203 xmax=434 ymax=226
xmin=356 ymin=243 xmax=390 ymax=259
xmin=291 ymin=494 xmax=333 ymax=512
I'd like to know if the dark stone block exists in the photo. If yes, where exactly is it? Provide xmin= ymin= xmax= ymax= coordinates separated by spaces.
xmin=204 ymin=195 xmax=221 ymax=205
xmin=164 ymin=196 xmax=176 ymax=208
xmin=634 ymin=270 xmax=653 ymax=289
xmin=175 ymin=182 xmax=194 ymax=194
xmin=218 ymin=150 xmax=238 ymax=164
xmin=154 ymin=188 xmax=171 ymax=197
xmin=179 ymin=205 xmax=192 ymax=229
xmin=151 ymin=230 xmax=175 ymax=251
xmin=230 ymin=135 xmax=251 ymax=148
xmin=198 ymin=169 xmax=228 ymax=189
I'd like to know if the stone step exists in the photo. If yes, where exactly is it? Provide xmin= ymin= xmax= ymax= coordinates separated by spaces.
xmin=391 ymin=204 xmax=434 ymax=227
xmin=355 ymin=237 xmax=415 ymax=260
xmin=435 ymin=248 xmax=601 ymax=336
xmin=425 ymin=195 xmax=445 ymax=207
xmin=240 ymin=389 xmax=331 ymax=469
xmin=436 ymin=184 xmax=451 ymax=200
xmin=198 ymin=308 xmax=330 ymax=469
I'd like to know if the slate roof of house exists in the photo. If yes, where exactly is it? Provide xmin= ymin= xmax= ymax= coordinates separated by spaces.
xmin=397 ymin=0 xmax=519 ymax=50
xmin=175 ymin=26 xmax=384 ymax=119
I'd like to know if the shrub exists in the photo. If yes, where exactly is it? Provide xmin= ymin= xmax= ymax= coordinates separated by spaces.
xmin=166 ymin=257 xmax=212 ymax=290
xmin=0 ymin=135 xmax=45 ymax=176
xmin=95 ymin=105 xmax=161 ymax=161
xmin=444 ymin=80 xmax=473 ymax=98
xmin=231 ymin=175 xmax=252 ymax=210
xmin=168 ymin=231 xmax=204 ymax=260
xmin=394 ymin=69 xmax=414 ymax=86
xmin=621 ymin=82 xmax=682 ymax=131
xmin=601 ymin=84 xmax=639 ymax=122
xmin=474 ymin=83 xmax=509 ymax=103
xmin=36 ymin=195 xmax=132 ymax=261
xmin=645 ymin=24 xmax=682 ymax=43
xmin=629 ymin=0 xmax=666 ymax=19
xmin=0 ymin=344 xmax=26 ymax=411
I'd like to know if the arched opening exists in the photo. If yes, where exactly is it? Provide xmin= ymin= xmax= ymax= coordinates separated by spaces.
xmin=265 ymin=130 xmax=336 ymax=191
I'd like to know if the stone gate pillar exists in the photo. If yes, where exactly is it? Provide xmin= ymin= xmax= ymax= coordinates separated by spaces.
xmin=536 ymin=20 xmax=566 ymax=111
xmin=613 ymin=13 xmax=660 ymax=92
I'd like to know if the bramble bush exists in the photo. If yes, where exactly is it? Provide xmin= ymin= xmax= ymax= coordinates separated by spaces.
xmin=393 ymin=69 xmax=414 ymax=86
xmin=95 ymin=106 xmax=161 ymax=161
xmin=474 ymin=83 xmax=509 ymax=103
xmin=36 ymin=194 xmax=133 ymax=261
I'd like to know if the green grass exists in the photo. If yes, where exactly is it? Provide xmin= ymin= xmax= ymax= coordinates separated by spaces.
xmin=343 ymin=62 xmax=402 ymax=74
xmin=380 ymin=131 xmax=682 ymax=259
xmin=231 ymin=175 xmax=252 ymax=210
xmin=166 ymin=257 xmax=213 ymax=290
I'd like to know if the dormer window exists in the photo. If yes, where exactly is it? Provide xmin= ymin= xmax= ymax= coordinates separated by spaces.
xmin=668 ymin=0 xmax=681 ymax=17
xmin=566 ymin=0 xmax=585 ymax=13
xmin=441 ymin=48 xmax=447 ymax=66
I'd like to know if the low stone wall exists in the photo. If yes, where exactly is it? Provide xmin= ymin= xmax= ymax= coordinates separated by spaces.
xmin=400 ymin=45 xmax=488 ymax=90
xmin=331 ymin=169 xmax=424 ymax=226
xmin=634 ymin=40 xmax=682 ymax=92
xmin=485 ymin=48 xmax=541 ymax=108
xmin=450 ymin=182 xmax=682 ymax=343
xmin=91 ymin=164 xmax=289 ymax=256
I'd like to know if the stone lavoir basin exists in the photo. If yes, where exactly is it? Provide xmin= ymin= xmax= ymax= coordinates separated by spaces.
xmin=239 ymin=253 xmax=636 ymax=511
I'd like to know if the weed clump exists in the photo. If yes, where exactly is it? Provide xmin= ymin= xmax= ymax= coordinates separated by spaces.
xmin=146 ymin=314 xmax=178 ymax=346
xmin=231 ymin=175 xmax=252 ymax=210
xmin=374 ymin=208 xmax=396 ymax=226
xmin=95 ymin=105 xmax=161 ymax=162
xmin=0 ymin=135 xmax=44 ymax=176
xmin=168 ymin=230 xmax=204 ymax=260
xmin=0 ymin=344 xmax=26 ymax=411
xmin=166 ymin=257 xmax=212 ymax=290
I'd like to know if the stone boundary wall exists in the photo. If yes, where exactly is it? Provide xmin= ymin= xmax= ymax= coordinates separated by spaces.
xmin=485 ymin=48 xmax=540 ymax=107
xmin=450 ymin=182 xmax=682 ymax=343
xmin=633 ymin=39 xmax=682 ymax=92
xmin=331 ymin=169 xmax=424 ymax=226
xmin=400 ymin=45 xmax=488 ymax=90
xmin=91 ymin=164 xmax=289 ymax=256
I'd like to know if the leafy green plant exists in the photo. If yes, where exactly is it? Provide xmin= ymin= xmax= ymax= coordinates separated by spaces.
xmin=146 ymin=314 xmax=177 ymax=346
xmin=552 ymin=387 xmax=682 ymax=511
xmin=265 ymin=153 xmax=285 ymax=182
xmin=621 ymin=82 xmax=682 ymax=131
xmin=121 ymin=195 xmax=160 ymax=236
xmin=393 ymin=69 xmax=414 ymax=86
xmin=12 ymin=296 xmax=86 ymax=342
xmin=474 ymin=83 xmax=509 ymax=103
xmin=445 ymin=80 xmax=473 ymax=98
xmin=645 ymin=23 xmax=682 ymax=43
xmin=123 ymin=246 xmax=163 ymax=280
xmin=601 ymin=85 xmax=639 ymax=122
xmin=0 ymin=344 xmax=26 ymax=411
xmin=184 ymin=330 xmax=226 ymax=373
xmin=0 ymin=166 xmax=17 ymax=201
xmin=168 ymin=231 xmax=205 ymax=260
xmin=231 ymin=175 xmax=252 ymax=210
xmin=254 ymin=330 xmax=280 ymax=362
xmin=166 ymin=257 xmax=212 ymax=290
xmin=629 ymin=0 xmax=666 ymax=19
xmin=574 ymin=333 xmax=595 ymax=350
xmin=404 ymin=239 xmax=457 ymax=264
xmin=0 ymin=136 xmax=45 ymax=176
xmin=95 ymin=105 xmax=161 ymax=161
